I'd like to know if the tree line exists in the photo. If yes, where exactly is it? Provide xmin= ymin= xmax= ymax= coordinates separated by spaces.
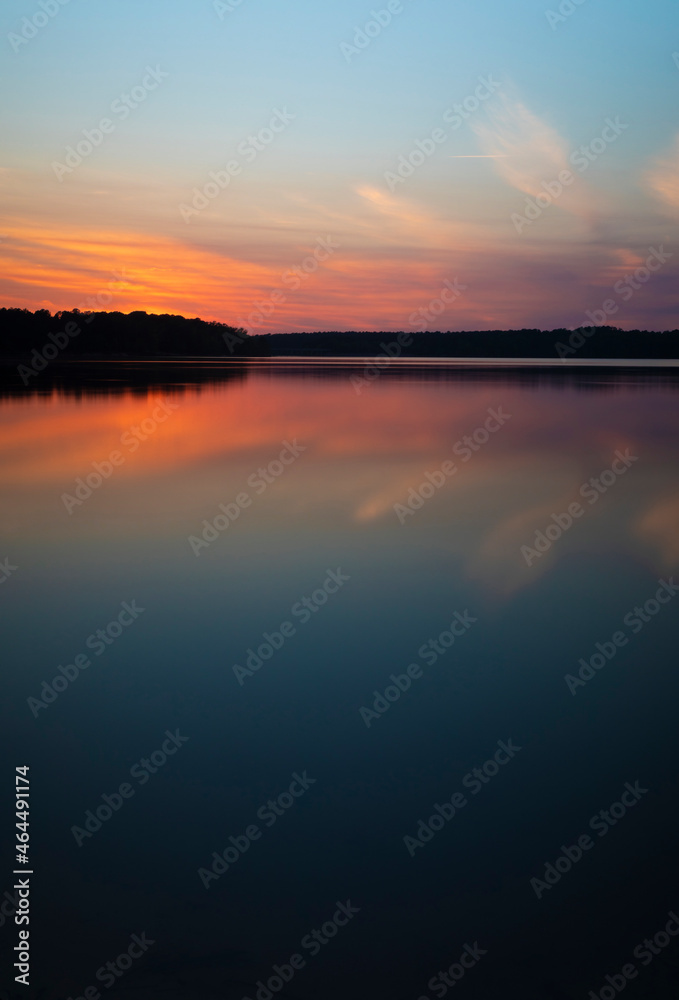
xmin=0 ymin=308 xmax=258 ymax=358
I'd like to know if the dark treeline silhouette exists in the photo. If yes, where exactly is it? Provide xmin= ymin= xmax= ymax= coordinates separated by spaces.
xmin=250 ymin=328 xmax=679 ymax=359
xmin=2 ymin=308 xmax=679 ymax=361
xmin=0 ymin=307 xmax=258 ymax=359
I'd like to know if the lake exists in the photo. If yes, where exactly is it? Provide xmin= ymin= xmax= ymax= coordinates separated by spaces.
xmin=3 ymin=359 xmax=679 ymax=1000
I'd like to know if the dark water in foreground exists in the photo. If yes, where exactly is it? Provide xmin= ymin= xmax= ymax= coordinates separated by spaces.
xmin=2 ymin=360 xmax=679 ymax=999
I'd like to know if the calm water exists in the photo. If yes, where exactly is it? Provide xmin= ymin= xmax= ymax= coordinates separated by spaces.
xmin=2 ymin=360 xmax=679 ymax=1000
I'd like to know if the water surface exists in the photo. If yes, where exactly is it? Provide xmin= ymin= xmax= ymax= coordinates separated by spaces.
xmin=2 ymin=360 xmax=679 ymax=999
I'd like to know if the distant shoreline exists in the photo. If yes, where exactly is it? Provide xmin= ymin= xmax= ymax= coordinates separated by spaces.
xmin=3 ymin=355 xmax=679 ymax=365
xmin=246 ymin=329 xmax=679 ymax=361
xmin=2 ymin=307 xmax=678 ymax=365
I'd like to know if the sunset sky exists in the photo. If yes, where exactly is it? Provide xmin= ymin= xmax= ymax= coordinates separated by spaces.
xmin=2 ymin=0 xmax=678 ymax=332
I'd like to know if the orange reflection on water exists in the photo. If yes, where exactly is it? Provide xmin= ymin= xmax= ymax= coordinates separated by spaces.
xmin=1 ymin=369 xmax=678 ymax=594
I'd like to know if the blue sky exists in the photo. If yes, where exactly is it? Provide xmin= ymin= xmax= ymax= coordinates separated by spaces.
xmin=1 ymin=0 xmax=678 ymax=330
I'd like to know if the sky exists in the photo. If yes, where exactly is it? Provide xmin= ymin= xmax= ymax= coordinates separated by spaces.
xmin=1 ymin=0 xmax=678 ymax=332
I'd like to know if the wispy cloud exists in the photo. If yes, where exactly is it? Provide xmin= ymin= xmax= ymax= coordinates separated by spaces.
xmin=470 ymin=88 xmax=598 ymax=225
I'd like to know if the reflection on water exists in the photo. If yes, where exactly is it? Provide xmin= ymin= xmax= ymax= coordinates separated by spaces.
xmin=2 ymin=362 xmax=679 ymax=999
xmin=2 ymin=356 xmax=679 ymax=399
